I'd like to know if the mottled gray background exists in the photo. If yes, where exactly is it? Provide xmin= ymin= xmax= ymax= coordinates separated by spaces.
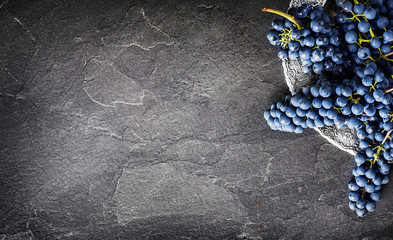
xmin=1 ymin=0 xmax=393 ymax=239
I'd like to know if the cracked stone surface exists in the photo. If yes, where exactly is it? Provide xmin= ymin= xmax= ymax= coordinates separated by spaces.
xmin=1 ymin=0 xmax=393 ymax=239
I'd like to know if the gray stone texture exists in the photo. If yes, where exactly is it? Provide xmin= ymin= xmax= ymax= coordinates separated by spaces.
xmin=1 ymin=0 xmax=393 ymax=239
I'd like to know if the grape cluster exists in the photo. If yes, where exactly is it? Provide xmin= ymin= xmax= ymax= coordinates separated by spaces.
xmin=346 ymin=63 xmax=393 ymax=216
xmin=264 ymin=74 xmax=362 ymax=133
xmin=266 ymin=6 xmax=347 ymax=75
xmin=263 ymin=0 xmax=393 ymax=217
xmin=334 ymin=0 xmax=393 ymax=74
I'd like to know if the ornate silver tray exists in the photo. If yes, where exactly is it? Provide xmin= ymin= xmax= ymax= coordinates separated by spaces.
xmin=285 ymin=0 xmax=358 ymax=155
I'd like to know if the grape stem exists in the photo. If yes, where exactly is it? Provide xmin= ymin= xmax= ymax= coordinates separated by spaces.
xmin=369 ymin=28 xmax=375 ymax=38
xmin=382 ymin=51 xmax=393 ymax=59
xmin=372 ymin=130 xmax=393 ymax=163
xmin=262 ymin=8 xmax=304 ymax=29
xmin=376 ymin=51 xmax=393 ymax=62
xmin=385 ymin=88 xmax=393 ymax=93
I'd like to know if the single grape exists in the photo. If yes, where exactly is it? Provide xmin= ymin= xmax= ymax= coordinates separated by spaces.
xmin=383 ymin=30 xmax=393 ymax=43
xmin=311 ymin=48 xmax=325 ymax=62
xmin=370 ymin=37 xmax=382 ymax=49
xmin=278 ymin=49 xmax=288 ymax=60
xmin=291 ymin=28 xmax=302 ymax=39
xmin=349 ymin=191 xmax=360 ymax=202
xmin=342 ymin=1 xmax=353 ymax=12
xmin=272 ymin=19 xmax=284 ymax=31
xmin=377 ymin=17 xmax=389 ymax=29
xmin=319 ymin=85 xmax=332 ymax=97
xmin=288 ymin=41 xmax=300 ymax=52
xmin=316 ymin=35 xmax=329 ymax=46
xmin=349 ymin=201 xmax=357 ymax=210
xmin=345 ymin=31 xmax=358 ymax=44
xmin=353 ymin=3 xmax=365 ymax=14
xmin=373 ymin=90 xmax=385 ymax=102
xmin=303 ymin=36 xmax=315 ymax=47
xmin=365 ymin=201 xmax=376 ymax=212
xmin=348 ymin=180 xmax=359 ymax=191
xmin=351 ymin=103 xmax=364 ymax=115
xmin=357 ymin=20 xmax=370 ymax=33
xmin=356 ymin=208 xmax=367 ymax=217
xmin=299 ymin=47 xmax=311 ymax=59
xmin=370 ymin=191 xmax=381 ymax=202
xmin=356 ymin=176 xmax=368 ymax=187
xmin=296 ymin=4 xmax=311 ymax=18
xmin=336 ymin=12 xmax=348 ymax=24
xmin=364 ymin=6 xmax=377 ymax=20
xmin=356 ymin=198 xmax=367 ymax=209
xmin=267 ymin=30 xmax=280 ymax=46
xmin=357 ymin=47 xmax=371 ymax=60
xmin=347 ymin=116 xmax=361 ymax=129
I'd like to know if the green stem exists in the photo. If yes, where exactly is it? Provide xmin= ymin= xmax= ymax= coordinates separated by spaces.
xmin=369 ymin=27 xmax=375 ymax=38
xmin=373 ymin=130 xmax=393 ymax=163
xmin=262 ymin=8 xmax=304 ymax=29
xmin=359 ymin=39 xmax=370 ymax=43
xmin=350 ymin=11 xmax=361 ymax=22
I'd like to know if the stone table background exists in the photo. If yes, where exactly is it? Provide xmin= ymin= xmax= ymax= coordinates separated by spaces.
xmin=1 ymin=0 xmax=393 ymax=239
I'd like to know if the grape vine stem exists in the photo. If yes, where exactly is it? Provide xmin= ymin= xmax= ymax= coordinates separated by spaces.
xmin=372 ymin=130 xmax=393 ymax=163
xmin=261 ymin=8 xmax=304 ymax=29
xmin=385 ymin=88 xmax=393 ymax=93
xmin=376 ymin=51 xmax=393 ymax=62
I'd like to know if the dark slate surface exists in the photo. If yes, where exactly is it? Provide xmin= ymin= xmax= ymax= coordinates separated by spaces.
xmin=1 ymin=0 xmax=393 ymax=239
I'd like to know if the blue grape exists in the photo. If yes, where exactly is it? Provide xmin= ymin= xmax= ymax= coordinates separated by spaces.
xmin=347 ymin=116 xmax=361 ymax=129
xmin=356 ymin=208 xmax=367 ymax=217
xmin=370 ymin=191 xmax=381 ymax=202
xmin=303 ymin=36 xmax=315 ymax=47
xmin=383 ymin=30 xmax=393 ymax=43
xmin=365 ymin=201 xmax=376 ymax=212
xmin=272 ymin=19 xmax=284 ymax=31
xmin=288 ymin=50 xmax=300 ymax=60
xmin=370 ymin=37 xmax=382 ymax=49
xmin=332 ymin=52 xmax=344 ymax=64
xmin=288 ymin=41 xmax=300 ymax=51
xmin=373 ymin=90 xmax=385 ymax=102
xmin=319 ymin=85 xmax=332 ymax=97
xmin=291 ymin=28 xmax=302 ymax=39
xmin=316 ymin=35 xmax=329 ymax=46
xmin=345 ymin=31 xmax=358 ymax=44
xmin=351 ymin=103 xmax=364 ymax=115
xmin=355 ymin=153 xmax=366 ymax=165
xmin=377 ymin=17 xmax=389 ymax=29
xmin=353 ymin=4 xmax=365 ymax=14
xmin=357 ymin=47 xmax=371 ymax=60
xmin=348 ymin=180 xmax=359 ymax=191
xmin=357 ymin=20 xmax=370 ymax=33
xmin=356 ymin=198 xmax=366 ymax=209
xmin=311 ymin=48 xmax=325 ymax=62
xmin=364 ymin=6 xmax=377 ymax=20
xmin=296 ymin=5 xmax=311 ymax=18
xmin=349 ymin=191 xmax=360 ymax=202
xmin=355 ymin=176 xmax=368 ymax=187
xmin=299 ymin=47 xmax=311 ymax=59
xmin=278 ymin=49 xmax=288 ymax=60
xmin=342 ymin=1 xmax=353 ymax=12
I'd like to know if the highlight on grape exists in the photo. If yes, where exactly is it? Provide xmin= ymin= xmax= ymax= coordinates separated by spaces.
xmin=263 ymin=0 xmax=393 ymax=217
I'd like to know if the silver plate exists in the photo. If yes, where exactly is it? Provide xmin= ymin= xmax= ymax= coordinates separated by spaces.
xmin=285 ymin=0 xmax=357 ymax=155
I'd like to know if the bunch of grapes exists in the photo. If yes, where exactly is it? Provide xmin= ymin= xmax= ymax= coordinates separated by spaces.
xmin=264 ymin=74 xmax=362 ymax=133
xmin=263 ymin=0 xmax=393 ymax=217
xmin=266 ymin=5 xmax=346 ymax=75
